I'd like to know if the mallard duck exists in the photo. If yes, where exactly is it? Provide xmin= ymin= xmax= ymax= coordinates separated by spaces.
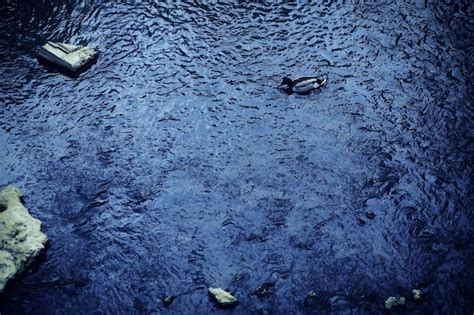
xmin=279 ymin=75 xmax=327 ymax=95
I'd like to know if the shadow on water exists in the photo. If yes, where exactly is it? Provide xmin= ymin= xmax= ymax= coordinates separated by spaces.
xmin=0 ymin=0 xmax=473 ymax=313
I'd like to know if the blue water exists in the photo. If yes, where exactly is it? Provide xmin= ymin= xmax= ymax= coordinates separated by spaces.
xmin=0 ymin=1 xmax=473 ymax=313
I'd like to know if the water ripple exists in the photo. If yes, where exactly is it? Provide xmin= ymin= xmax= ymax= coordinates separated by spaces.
xmin=0 ymin=1 xmax=473 ymax=313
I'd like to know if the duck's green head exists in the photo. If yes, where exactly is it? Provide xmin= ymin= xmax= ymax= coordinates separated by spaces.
xmin=279 ymin=77 xmax=293 ymax=90
xmin=280 ymin=77 xmax=293 ymax=88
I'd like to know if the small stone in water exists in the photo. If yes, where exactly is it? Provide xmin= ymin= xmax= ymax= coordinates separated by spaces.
xmin=254 ymin=282 xmax=273 ymax=296
xmin=208 ymin=287 xmax=238 ymax=308
xmin=366 ymin=211 xmax=376 ymax=219
xmin=357 ymin=217 xmax=366 ymax=225
xmin=412 ymin=289 xmax=423 ymax=301
xmin=304 ymin=290 xmax=318 ymax=307
xmin=385 ymin=296 xmax=406 ymax=310
xmin=162 ymin=295 xmax=176 ymax=307
xmin=0 ymin=203 xmax=6 ymax=212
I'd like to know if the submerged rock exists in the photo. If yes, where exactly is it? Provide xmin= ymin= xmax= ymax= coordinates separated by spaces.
xmin=385 ymin=296 xmax=406 ymax=310
xmin=37 ymin=41 xmax=98 ymax=76
xmin=0 ymin=186 xmax=48 ymax=292
xmin=304 ymin=290 xmax=318 ymax=307
xmin=208 ymin=287 xmax=238 ymax=308
xmin=162 ymin=295 xmax=176 ymax=307
xmin=366 ymin=211 xmax=376 ymax=220
xmin=254 ymin=282 xmax=273 ymax=296
xmin=412 ymin=289 xmax=423 ymax=301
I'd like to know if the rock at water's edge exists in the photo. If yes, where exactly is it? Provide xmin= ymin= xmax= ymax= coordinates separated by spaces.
xmin=208 ymin=287 xmax=238 ymax=307
xmin=0 ymin=186 xmax=48 ymax=292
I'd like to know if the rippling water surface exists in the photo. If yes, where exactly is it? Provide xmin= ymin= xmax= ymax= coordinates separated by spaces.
xmin=0 ymin=0 xmax=473 ymax=313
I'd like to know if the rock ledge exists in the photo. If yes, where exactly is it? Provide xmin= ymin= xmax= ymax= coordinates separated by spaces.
xmin=0 ymin=186 xmax=48 ymax=292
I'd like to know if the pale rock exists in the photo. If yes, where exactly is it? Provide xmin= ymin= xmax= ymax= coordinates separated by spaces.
xmin=0 ymin=186 xmax=48 ymax=292
xmin=208 ymin=287 xmax=238 ymax=307
xmin=385 ymin=296 xmax=406 ymax=310
xmin=37 ymin=41 xmax=98 ymax=75
xmin=412 ymin=289 xmax=423 ymax=301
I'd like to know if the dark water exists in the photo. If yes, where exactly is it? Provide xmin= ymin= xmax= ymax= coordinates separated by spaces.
xmin=0 ymin=0 xmax=473 ymax=313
